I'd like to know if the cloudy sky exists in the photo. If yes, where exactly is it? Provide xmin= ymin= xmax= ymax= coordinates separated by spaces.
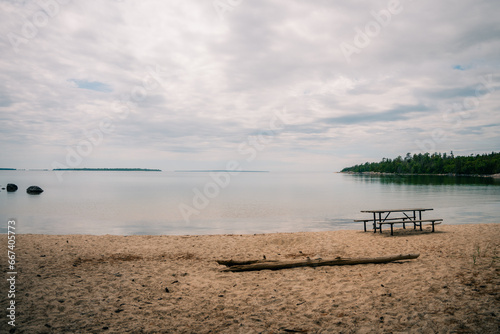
xmin=1 ymin=0 xmax=499 ymax=172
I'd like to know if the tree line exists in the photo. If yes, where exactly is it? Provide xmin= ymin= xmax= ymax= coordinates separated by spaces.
xmin=341 ymin=152 xmax=500 ymax=175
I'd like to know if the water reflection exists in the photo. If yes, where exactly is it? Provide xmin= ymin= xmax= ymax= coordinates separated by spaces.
xmin=349 ymin=174 xmax=500 ymax=186
xmin=1 ymin=171 xmax=499 ymax=235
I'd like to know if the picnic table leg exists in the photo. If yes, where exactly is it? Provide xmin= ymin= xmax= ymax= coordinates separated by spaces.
xmin=379 ymin=212 xmax=383 ymax=233
xmin=431 ymin=221 xmax=435 ymax=232
xmin=419 ymin=211 xmax=424 ymax=230
xmin=390 ymin=224 xmax=394 ymax=236
xmin=373 ymin=213 xmax=377 ymax=233
xmin=364 ymin=221 xmax=367 ymax=232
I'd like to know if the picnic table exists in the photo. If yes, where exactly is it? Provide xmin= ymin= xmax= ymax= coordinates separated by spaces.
xmin=354 ymin=208 xmax=443 ymax=235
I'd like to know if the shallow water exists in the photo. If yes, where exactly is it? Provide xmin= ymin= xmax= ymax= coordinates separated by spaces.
xmin=0 ymin=170 xmax=498 ymax=235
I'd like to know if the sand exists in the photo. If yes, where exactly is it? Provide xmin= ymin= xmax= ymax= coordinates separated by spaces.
xmin=1 ymin=223 xmax=499 ymax=333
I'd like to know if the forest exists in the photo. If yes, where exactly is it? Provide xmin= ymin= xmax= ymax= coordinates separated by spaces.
xmin=341 ymin=152 xmax=500 ymax=175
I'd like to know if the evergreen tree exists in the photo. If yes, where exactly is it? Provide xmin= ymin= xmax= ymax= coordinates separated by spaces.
xmin=341 ymin=152 xmax=500 ymax=175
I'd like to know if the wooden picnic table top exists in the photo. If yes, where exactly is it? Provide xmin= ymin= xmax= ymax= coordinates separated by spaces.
xmin=361 ymin=208 xmax=433 ymax=213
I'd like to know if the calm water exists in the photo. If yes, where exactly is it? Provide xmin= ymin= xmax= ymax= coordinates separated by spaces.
xmin=0 ymin=171 xmax=499 ymax=235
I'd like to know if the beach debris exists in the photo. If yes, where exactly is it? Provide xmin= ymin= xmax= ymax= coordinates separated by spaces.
xmin=26 ymin=185 xmax=44 ymax=194
xmin=281 ymin=328 xmax=308 ymax=333
xmin=7 ymin=183 xmax=18 ymax=192
xmin=217 ymin=254 xmax=420 ymax=272
xmin=217 ymin=259 xmax=277 ymax=266
xmin=165 ymin=287 xmax=170 ymax=293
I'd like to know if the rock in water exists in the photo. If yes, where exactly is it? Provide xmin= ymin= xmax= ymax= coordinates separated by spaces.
xmin=7 ymin=183 xmax=18 ymax=192
xmin=26 ymin=186 xmax=44 ymax=194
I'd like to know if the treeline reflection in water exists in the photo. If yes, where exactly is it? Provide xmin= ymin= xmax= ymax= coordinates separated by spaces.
xmin=350 ymin=174 xmax=500 ymax=186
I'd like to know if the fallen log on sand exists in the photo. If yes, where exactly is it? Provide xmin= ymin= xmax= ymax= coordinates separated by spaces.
xmin=218 ymin=253 xmax=420 ymax=272
xmin=216 ymin=259 xmax=277 ymax=266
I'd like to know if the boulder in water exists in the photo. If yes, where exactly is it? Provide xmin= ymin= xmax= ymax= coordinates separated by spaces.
xmin=7 ymin=183 xmax=18 ymax=192
xmin=26 ymin=186 xmax=44 ymax=194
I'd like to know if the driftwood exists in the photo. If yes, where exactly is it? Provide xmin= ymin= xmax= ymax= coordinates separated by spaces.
xmin=216 ymin=259 xmax=277 ymax=266
xmin=218 ymin=253 xmax=420 ymax=272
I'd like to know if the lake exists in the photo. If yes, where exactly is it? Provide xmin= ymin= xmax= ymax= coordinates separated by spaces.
xmin=0 ymin=170 xmax=499 ymax=235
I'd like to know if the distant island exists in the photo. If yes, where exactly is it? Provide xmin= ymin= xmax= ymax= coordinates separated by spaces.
xmin=0 ymin=168 xmax=16 ymax=170
xmin=174 ymin=170 xmax=269 ymax=173
xmin=341 ymin=152 xmax=500 ymax=176
xmin=53 ymin=168 xmax=162 ymax=172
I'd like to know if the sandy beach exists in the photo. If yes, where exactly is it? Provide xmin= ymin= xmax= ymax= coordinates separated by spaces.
xmin=1 ymin=223 xmax=499 ymax=333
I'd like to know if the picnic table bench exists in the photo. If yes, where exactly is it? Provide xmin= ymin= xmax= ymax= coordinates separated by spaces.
xmin=355 ymin=208 xmax=443 ymax=235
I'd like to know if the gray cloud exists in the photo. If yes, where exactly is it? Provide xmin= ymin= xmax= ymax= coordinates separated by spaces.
xmin=0 ymin=91 xmax=12 ymax=107
xmin=0 ymin=0 xmax=499 ymax=171
xmin=324 ymin=104 xmax=430 ymax=125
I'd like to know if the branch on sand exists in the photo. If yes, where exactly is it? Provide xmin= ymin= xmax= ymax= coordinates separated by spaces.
xmin=217 ymin=253 xmax=420 ymax=272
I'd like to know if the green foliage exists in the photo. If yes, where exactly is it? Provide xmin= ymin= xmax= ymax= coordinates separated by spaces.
xmin=341 ymin=152 xmax=500 ymax=175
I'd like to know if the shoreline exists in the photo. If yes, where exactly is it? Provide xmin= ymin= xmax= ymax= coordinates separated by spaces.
xmin=1 ymin=223 xmax=499 ymax=333
xmin=5 ymin=220 xmax=492 ymax=237
xmin=8 ymin=221 xmax=497 ymax=237
xmin=339 ymin=171 xmax=500 ymax=178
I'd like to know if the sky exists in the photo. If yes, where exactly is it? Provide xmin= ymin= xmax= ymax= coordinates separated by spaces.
xmin=0 ymin=0 xmax=499 ymax=172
